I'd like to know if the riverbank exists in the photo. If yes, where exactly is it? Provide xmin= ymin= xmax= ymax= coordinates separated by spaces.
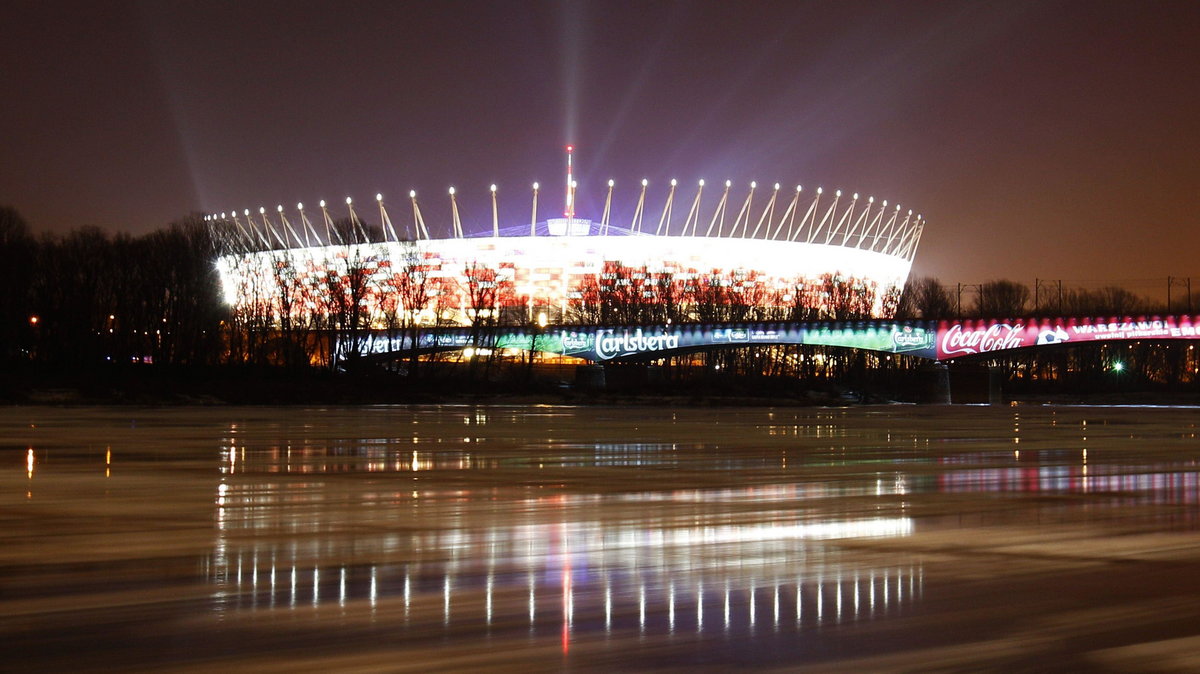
xmin=4 ymin=364 xmax=1198 ymax=407
xmin=0 ymin=364 xmax=837 ymax=406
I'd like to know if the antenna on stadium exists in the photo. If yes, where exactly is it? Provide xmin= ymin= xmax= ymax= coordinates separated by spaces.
xmin=631 ymin=179 xmax=647 ymax=233
xmin=868 ymin=204 xmax=901 ymax=252
xmin=564 ymin=145 xmax=575 ymax=219
xmin=771 ymin=186 xmax=802 ymax=241
xmin=259 ymin=207 xmax=286 ymax=248
xmin=490 ymin=184 xmax=499 ymax=238
xmin=791 ymin=188 xmax=822 ymax=243
xmin=881 ymin=209 xmax=914 ymax=257
xmin=319 ymin=200 xmax=342 ymax=245
xmin=655 ymin=178 xmax=676 ymax=236
xmin=296 ymin=203 xmax=322 ymax=246
xmin=729 ymin=183 xmax=755 ymax=238
xmin=346 ymin=197 xmax=368 ymax=243
xmin=706 ymin=181 xmax=731 ymax=237
xmin=277 ymin=205 xmax=304 ymax=247
xmin=226 ymin=210 xmax=257 ymax=251
xmin=750 ymin=183 xmax=779 ymax=239
xmin=600 ymin=179 xmax=614 ymax=235
xmin=237 ymin=209 xmax=265 ymax=249
xmin=854 ymin=197 xmax=884 ymax=248
xmin=378 ymin=193 xmax=400 ymax=242
xmin=684 ymin=179 xmax=704 ymax=236
xmin=410 ymin=191 xmax=430 ymax=240
xmin=827 ymin=192 xmax=857 ymax=245
xmin=846 ymin=196 xmax=872 ymax=246
xmin=807 ymin=189 xmax=838 ymax=244
xmin=448 ymin=187 xmax=463 ymax=239
xmin=905 ymin=220 xmax=926 ymax=261
xmin=530 ymin=182 xmax=539 ymax=236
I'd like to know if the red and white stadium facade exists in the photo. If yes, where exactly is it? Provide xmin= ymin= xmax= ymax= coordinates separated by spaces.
xmin=209 ymin=176 xmax=925 ymax=326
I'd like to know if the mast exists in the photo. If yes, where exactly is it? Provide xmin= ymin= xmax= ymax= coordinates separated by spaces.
xmin=564 ymin=144 xmax=575 ymax=219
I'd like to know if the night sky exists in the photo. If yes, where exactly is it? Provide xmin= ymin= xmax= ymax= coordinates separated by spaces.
xmin=3 ymin=0 xmax=1198 ymax=289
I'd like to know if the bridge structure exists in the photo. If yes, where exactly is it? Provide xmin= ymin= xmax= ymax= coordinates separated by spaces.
xmin=349 ymin=314 xmax=1200 ymax=363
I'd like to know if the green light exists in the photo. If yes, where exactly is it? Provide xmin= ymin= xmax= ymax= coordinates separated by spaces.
xmin=1112 ymin=361 xmax=1125 ymax=372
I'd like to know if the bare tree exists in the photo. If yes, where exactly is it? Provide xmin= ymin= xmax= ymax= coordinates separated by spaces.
xmin=459 ymin=261 xmax=502 ymax=377
xmin=1063 ymin=286 xmax=1148 ymax=316
xmin=897 ymin=276 xmax=955 ymax=319
xmin=974 ymin=279 xmax=1031 ymax=318
xmin=823 ymin=273 xmax=874 ymax=320
xmin=379 ymin=241 xmax=434 ymax=374
xmin=321 ymin=246 xmax=378 ymax=367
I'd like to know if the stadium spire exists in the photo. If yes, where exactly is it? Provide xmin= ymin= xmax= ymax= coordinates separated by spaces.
xmin=564 ymin=144 xmax=575 ymax=219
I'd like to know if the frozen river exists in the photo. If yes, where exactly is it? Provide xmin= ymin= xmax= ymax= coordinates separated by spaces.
xmin=4 ymin=404 xmax=1200 ymax=671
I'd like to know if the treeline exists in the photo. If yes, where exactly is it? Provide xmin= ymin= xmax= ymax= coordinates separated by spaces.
xmin=0 ymin=207 xmax=225 ymax=370
xmin=895 ymin=277 xmax=1189 ymax=319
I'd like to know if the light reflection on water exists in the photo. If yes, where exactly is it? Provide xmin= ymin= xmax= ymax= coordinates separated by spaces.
xmin=938 ymin=460 xmax=1200 ymax=501
xmin=209 ymin=437 xmax=1200 ymax=508
xmin=9 ymin=405 xmax=1200 ymax=667
xmin=208 ymin=481 xmax=921 ymax=639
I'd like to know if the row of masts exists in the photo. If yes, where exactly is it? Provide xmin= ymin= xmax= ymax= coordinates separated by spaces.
xmin=204 ymin=180 xmax=925 ymax=262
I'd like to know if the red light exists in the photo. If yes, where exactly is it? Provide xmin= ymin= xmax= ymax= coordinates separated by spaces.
xmin=566 ymin=145 xmax=574 ymax=152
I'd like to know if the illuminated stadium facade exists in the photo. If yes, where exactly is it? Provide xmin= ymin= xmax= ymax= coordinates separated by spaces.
xmin=208 ymin=154 xmax=925 ymax=330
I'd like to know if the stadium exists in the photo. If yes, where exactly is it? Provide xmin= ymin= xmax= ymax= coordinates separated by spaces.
xmin=208 ymin=150 xmax=924 ymax=330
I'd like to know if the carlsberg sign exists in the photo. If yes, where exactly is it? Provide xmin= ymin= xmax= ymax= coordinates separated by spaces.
xmin=594 ymin=329 xmax=681 ymax=360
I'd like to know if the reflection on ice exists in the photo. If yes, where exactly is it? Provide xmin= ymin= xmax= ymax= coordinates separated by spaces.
xmin=938 ymin=450 xmax=1200 ymax=504
xmin=207 ymin=550 xmax=923 ymax=639
xmin=10 ymin=405 xmax=1200 ymax=670
xmin=208 ymin=481 xmax=919 ymax=641
xmin=216 ymin=437 xmax=926 ymax=474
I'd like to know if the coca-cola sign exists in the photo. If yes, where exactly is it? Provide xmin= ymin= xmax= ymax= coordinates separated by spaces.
xmin=935 ymin=316 xmax=1200 ymax=360
xmin=938 ymin=322 xmax=1028 ymax=358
